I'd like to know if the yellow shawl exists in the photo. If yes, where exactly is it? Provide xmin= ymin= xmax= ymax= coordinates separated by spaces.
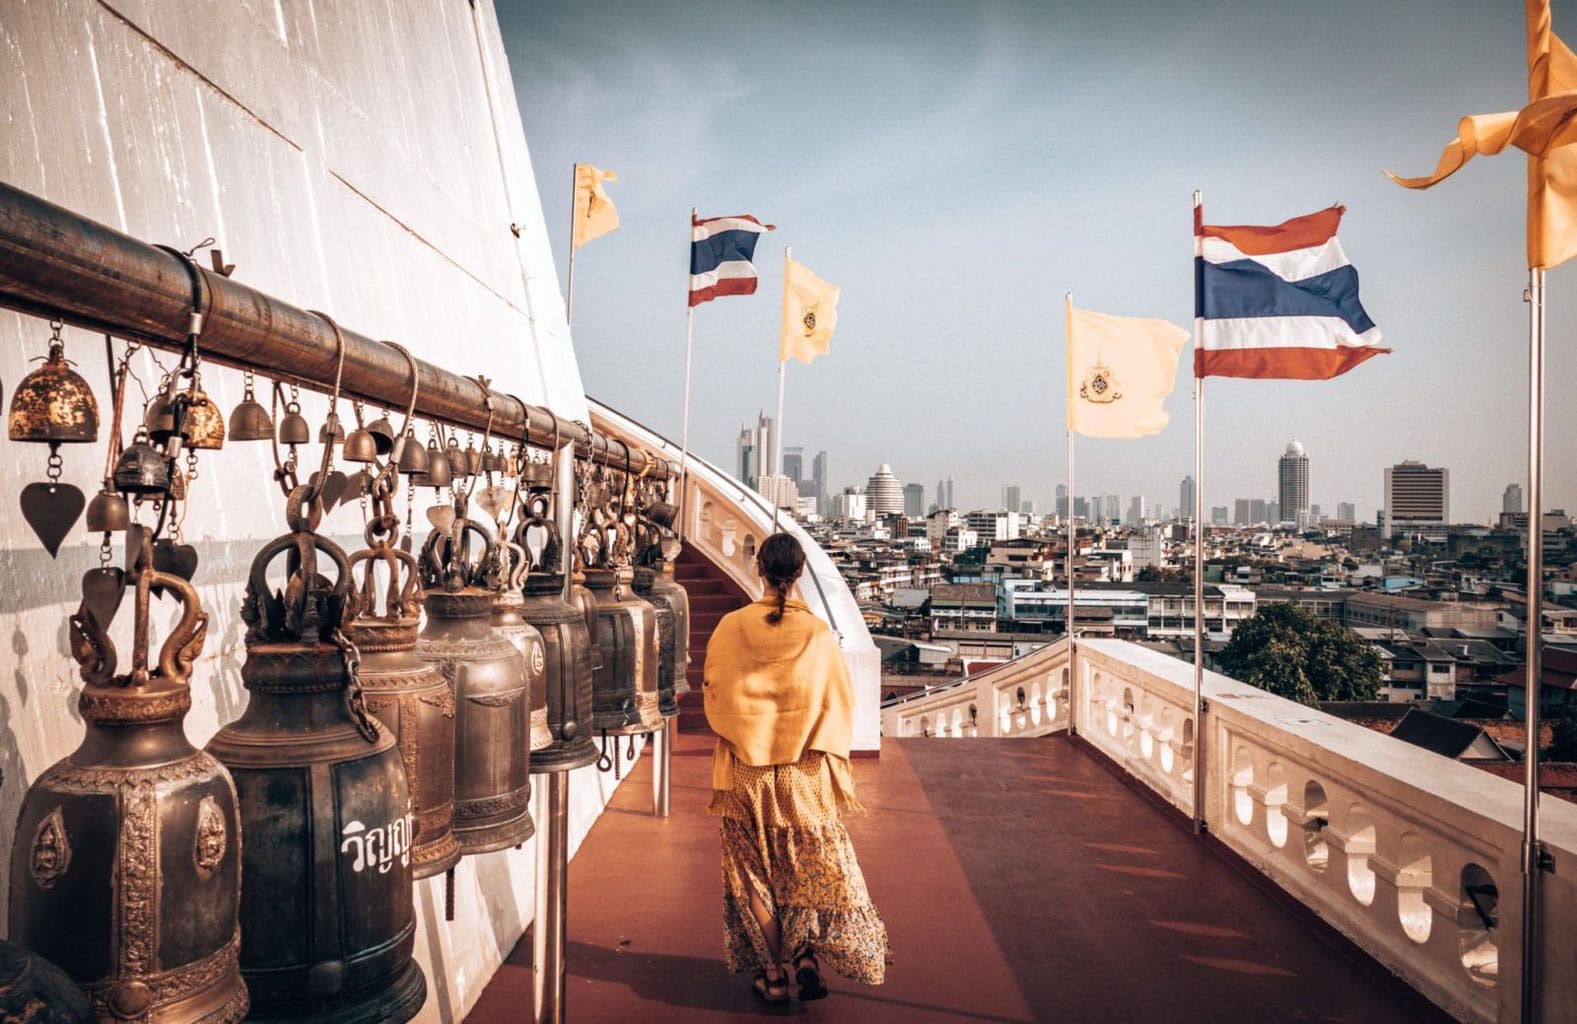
xmin=703 ymin=595 xmax=858 ymax=804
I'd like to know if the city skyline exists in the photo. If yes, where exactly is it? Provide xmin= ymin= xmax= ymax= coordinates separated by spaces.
xmin=503 ymin=3 xmax=1577 ymax=524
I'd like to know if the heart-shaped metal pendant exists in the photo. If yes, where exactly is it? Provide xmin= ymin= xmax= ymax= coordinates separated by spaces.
xmin=476 ymin=484 xmax=509 ymax=523
xmin=80 ymin=567 xmax=127 ymax=629
xmin=342 ymin=470 xmax=373 ymax=508
xmin=20 ymin=482 xmax=85 ymax=557
xmin=151 ymin=538 xmax=199 ymax=597
xmin=426 ymin=504 xmax=456 ymax=535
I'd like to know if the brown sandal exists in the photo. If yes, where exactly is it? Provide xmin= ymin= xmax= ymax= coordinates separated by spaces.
xmin=752 ymin=967 xmax=789 ymax=1005
xmin=794 ymin=950 xmax=828 ymax=1001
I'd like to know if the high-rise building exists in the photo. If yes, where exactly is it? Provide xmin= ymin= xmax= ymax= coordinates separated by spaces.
xmin=1384 ymin=460 xmax=1450 ymax=535
xmin=1003 ymin=484 xmax=1022 ymax=514
xmin=1073 ymin=497 xmax=1090 ymax=519
xmin=1337 ymin=501 xmax=1356 ymax=522
xmin=866 ymin=464 xmax=904 ymax=516
xmin=1504 ymin=483 xmax=1524 ymax=514
xmin=1101 ymin=494 xmax=1121 ymax=524
xmin=1055 ymin=483 xmax=1069 ymax=518
xmin=1180 ymin=475 xmax=1195 ymax=519
xmin=812 ymin=450 xmax=829 ymax=512
xmin=833 ymin=487 xmax=867 ymax=523
xmin=734 ymin=412 xmax=776 ymax=489
xmin=903 ymin=482 xmax=926 ymax=517
xmin=1250 ymin=498 xmax=1267 ymax=524
xmin=1278 ymin=440 xmax=1310 ymax=525
xmin=782 ymin=447 xmax=804 ymax=487
xmin=1234 ymin=498 xmax=1251 ymax=525
xmin=1127 ymin=495 xmax=1144 ymax=525
xmin=1267 ymin=500 xmax=1281 ymax=525
xmin=1211 ymin=506 xmax=1229 ymax=525
xmin=935 ymin=476 xmax=954 ymax=511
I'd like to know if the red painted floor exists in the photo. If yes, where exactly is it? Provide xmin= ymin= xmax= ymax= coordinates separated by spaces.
xmin=466 ymin=733 xmax=1446 ymax=1023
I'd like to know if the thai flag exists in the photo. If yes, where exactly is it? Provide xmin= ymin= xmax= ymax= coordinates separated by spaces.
xmin=1194 ymin=205 xmax=1387 ymax=379
xmin=690 ymin=213 xmax=774 ymax=307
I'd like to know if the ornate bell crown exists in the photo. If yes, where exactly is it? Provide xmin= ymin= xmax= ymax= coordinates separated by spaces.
xmin=346 ymin=513 xmax=422 ymax=627
xmin=419 ymin=511 xmax=499 ymax=594
xmin=241 ymin=489 xmax=352 ymax=646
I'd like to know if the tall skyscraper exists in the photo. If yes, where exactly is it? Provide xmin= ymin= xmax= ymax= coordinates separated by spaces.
xmin=1249 ymin=498 xmax=1267 ymax=524
xmin=1180 ymin=475 xmax=1195 ymax=519
xmin=736 ymin=424 xmax=759 ymax=488
xmin=1278 ymin=440 xmax=1310 ymax=526
xmin=1055 ymin=483 xmax=1069 ymax=518
xmin=903 ymin=482 xmax=926 ymax=517
xmin=1101 ymin=494 xmax=1120 ymax=524
xmin=1127 ymin=495 xmax=1144 ymax=525
xmin=1504 ymin=483 xmax=1524 ymax=514
xmin=782 ymin=446 xmax=804 ymax=487
xmin=1003 ymin=484 xmax=1022 ymax=514
xmin=1234 ymin=498 xmax=1250 ymax=525
xmin=933 ymin=475 xmax=954 ymax=510
xmin=1384 ymin=460 xmax=1449 ymax=535
xmin=867 ymin=464 xmax=905 ymax=516
xmin=734 ymin=413 xmax=776 ymax=489
xmin=1337 ymin=501 xmax=1356 ymax=522
xmin=812 ymin=450 xmax=829 ymax=511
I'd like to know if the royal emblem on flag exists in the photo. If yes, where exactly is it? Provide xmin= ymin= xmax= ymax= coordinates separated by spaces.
xmin=802 ymin=309 xmax=817 ymax=334
xmin=1079 ymin=361 xmax=1122 ymax=404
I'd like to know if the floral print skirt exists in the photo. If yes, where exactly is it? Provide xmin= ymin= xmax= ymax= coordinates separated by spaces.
xmin=707 ymin=750 xmax=891 ymax=984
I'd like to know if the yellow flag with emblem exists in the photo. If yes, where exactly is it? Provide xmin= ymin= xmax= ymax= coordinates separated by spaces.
xmin=571 ymin=164 xmax=619 ymax=249
xmin=780 ymin=259 xmax=840 ymax=364
xmin=1066 ymin=295 xmax=1186 ymax=439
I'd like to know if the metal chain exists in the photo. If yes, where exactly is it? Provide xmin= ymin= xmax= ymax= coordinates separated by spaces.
xmin=333 ymin=626 xmax=380 ymax=743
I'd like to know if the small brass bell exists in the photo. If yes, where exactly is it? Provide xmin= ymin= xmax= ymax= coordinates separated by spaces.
xmin=366 ymin=415 xmax=397 ymax=456
xmin=445 ymin=438 xmax=468 ymax=480
xmin=229 ymin=377 xmax=274 ymax=441
xmin=183 ymin=386 xmax=226 ymax=450
xmin=342 ymin=427 xmax=378 ymax=464
xmin=144 ymin=391 xmax=177 ymax=445
xmin=113 ymin=431 xmax=170 ymax=495
xmin=395 ymin=430 xmax=429 ymax=476
xmin=85 ymin=487 xmax=130 ymax=532
xmin=9 ymin=337 xmax=99 ymax=444
xmin=464 ymin=442 xmax=484 ymax=477
xmin=319 ymin=411 xmax=345 ymax=445
xmin=481 ymin=446 xmax=502 ymax=474
xmin=419 ymin=438 xmax=453 ymax=489
xmin=277 ymin=400 xmax=310 ymax=446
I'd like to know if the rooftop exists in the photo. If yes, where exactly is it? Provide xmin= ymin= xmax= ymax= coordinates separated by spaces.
xmin=467 ymin=732 xmax=1443 ymax=1023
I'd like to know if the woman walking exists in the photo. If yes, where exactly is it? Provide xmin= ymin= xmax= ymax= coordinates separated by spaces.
xmin=704 ymin=532 xmax=891 ymax=1004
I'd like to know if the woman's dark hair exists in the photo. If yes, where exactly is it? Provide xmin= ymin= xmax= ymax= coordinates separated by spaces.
xmin=757 ymin=532 xmax=805 ymax=625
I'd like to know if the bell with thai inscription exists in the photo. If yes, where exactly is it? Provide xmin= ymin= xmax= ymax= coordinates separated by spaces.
xmin=490 ymin=541 xmax=552 ymax=753
xmin=345 ymin=508 xmax=461 ymax=881
xmin=9 ymin=534 xmax=248 ymax=1024
xmin=513 ymin=467 xmax=597 ymax=772
xmin=205 ymin=495 xmax=425 ymax=1023
xmin=417 ymin=507 xmax=533 ymax=852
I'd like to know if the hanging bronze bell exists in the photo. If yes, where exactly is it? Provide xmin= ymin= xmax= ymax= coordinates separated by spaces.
xmin=416 ymin=438 xmax=452 ymax=489
xmin=417 ymin=515 xmax=533 ymax=853
xmin=277 ymin=400 xmax=311 ymax=446
xmin=112 ymin=430 xmax=170 ymax=495
xmin=346 ymin=518 xmax=461 ymax=880
xmin=229 ymin=379 xmax=274 ymax=441
xmin=84 ymin=487 xmax=130 ymax=533
xmin=464 ymin=441 xmax=484 ymax=477
xmin=143 ymin=391 xmax=177 ymax=445
xmin=182 ymin=386 xmax=226 ymax=450
xmin=584 ymin=567 xmax=663 ymax=735
xmin=481 ymin=445 xmax=503 ymax=475
xmin=206 ymin=510 xmax=426 ymax=1023
xmin=394 ymin=429 xmax=428 ymax=476
xmin=491 ymin=542 xmax=552 ymax=753
xmin=342 ymin=427 xmax=379 ymax=464
xmin=319 ymin=411 xmax=345 ymax=445
xmin=365 ymin=415 xmax=396 ymax=456
xmin=633 ymin=560 xmax=690 ymax=717
xmin=444 ymin=437 xmax=468 ymax=481
xmin=0 ymin=939 xmax=94 ymax=1023
xmin=10 ymin=540 xmax=249 ymax=1023
xmin=9 ymin=339 xmax=99 ymax=444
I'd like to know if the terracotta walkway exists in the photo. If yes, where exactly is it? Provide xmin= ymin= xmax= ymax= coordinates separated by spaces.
xmin=467 ymin=734 xmax=1447 ymax=1023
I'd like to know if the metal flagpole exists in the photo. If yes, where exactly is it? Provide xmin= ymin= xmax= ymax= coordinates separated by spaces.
xmin=677 ymin=208 xmax=697 ymax=544
xmin=1521 ymin=265 xmax=1547 ymax=1024
xmin=1191 ymin=189 xmax=1207 ymax=835
xmin=566 ymin=165 xmax=579 ymax=330
xmin=773 ymin=246 xmax=790 ymax=532
xmin=1065 ymin=293 xmax=1078 ymax=737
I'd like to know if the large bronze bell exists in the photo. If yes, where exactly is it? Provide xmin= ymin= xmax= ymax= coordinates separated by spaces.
xmin=206 ymin=506 xmax=426 ymax=1023
xmin=417 ymin=511 xmax=533 ymax=853
xmin=584 ymin=566 xmax=663 ymax=735
xmin=346 ymin=514 xmax=461 ymax=881
xmin=490 ymin=541 xmax=552 ymax=753
xmin=514 ymin=475 xmax=598 ymax=772
xmin=228 ymin=375 xmax=274 ymax=441
xmin=8 ymin=335 xmax=99 ymax=445
xmin=632 ymin=561 xmax=690 ymax=717
xmin=9 ymin=537 xmax=248 ymax=1023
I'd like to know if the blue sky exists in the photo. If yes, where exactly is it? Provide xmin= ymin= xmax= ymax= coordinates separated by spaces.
xmin=500 ymin=1 xmax=1575 ymax=523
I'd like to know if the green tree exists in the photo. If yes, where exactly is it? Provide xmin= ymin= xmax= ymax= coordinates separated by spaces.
xmin=1136 ymin=565 xmax=1163 ymax=582
xmin=1217 ymin=603 xmax=1383 ymax=708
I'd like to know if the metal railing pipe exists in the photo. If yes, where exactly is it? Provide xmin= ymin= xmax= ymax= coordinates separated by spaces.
xmin=0 ymin=180 xmax=670 ymax=479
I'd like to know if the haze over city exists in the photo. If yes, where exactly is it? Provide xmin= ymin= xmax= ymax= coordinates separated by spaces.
xmin=503 ymin=1 xmax=1577 ymax=524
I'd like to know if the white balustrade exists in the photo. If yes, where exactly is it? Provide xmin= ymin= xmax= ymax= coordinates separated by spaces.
xmin=882 ymin=641 xmax=1069 ymax=739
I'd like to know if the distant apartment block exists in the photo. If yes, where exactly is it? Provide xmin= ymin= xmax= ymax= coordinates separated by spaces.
xmin=903 ymin=482 xmax=926 ymax=517
xmin=1278 ymin=440 xmax=1309 ymax=525
xmin=1383 ymin=460 xmax=1449 ymax=535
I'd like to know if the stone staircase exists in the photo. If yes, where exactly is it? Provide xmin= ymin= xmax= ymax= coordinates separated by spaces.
xmin=673 ymin=546 xmax=753 ymax=735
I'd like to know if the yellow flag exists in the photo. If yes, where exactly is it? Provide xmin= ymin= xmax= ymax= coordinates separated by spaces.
xmin=1065 ymin=296 xmax=1186 ymax=439
xmin=571 ymin=164 xmax=619 ymax=249
xmin=780 ymin=259 xmax=840 ymax=364
xmin=1389 ymin=1 xmax=1577 ymax=269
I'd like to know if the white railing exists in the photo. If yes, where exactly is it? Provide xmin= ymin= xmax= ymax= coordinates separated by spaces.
xmin=881 ymin=636 xmax=1577 ymax=1023
xmin=588 ymin=401 xmax=883 ymax=752
xmin=883 ymin=640 xmax=1069 ymax=739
